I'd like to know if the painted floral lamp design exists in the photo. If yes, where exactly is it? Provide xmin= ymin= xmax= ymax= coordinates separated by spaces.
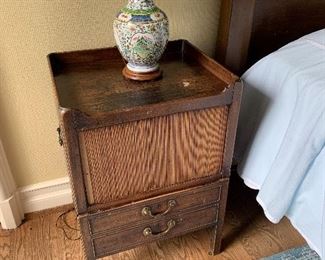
xmin=113 ymin=0 xmax=169 ymax=81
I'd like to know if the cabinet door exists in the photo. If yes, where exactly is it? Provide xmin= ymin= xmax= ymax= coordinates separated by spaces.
xmin=78 ymin=106 xmax=229 ymax=209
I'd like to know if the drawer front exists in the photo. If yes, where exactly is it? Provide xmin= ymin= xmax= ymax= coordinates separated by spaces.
xmin=92 ymin=204 xmax=218 ymax=258
xmin=88 ymin=181 xmax=224 ymax=235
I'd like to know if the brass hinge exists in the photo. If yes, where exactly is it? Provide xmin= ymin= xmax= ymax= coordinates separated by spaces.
xmin=57 ymin=127 xmax=63 ymax=146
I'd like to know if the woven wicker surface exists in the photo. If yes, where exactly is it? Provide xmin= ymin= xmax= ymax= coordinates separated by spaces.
xmin=79 ymin=107 xmax=229 ymax=206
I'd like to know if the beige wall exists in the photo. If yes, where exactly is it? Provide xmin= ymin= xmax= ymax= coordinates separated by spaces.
xmin=0 ymin=0 xmax=221 ymax=187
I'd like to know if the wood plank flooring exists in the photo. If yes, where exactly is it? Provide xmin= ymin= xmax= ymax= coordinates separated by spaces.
xmin=0 ymin=176 xmax=305 ymax=260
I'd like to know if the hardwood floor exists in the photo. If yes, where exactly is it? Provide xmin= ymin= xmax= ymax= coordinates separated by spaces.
xmin=0 ymin=176 xmax=305 ymax=260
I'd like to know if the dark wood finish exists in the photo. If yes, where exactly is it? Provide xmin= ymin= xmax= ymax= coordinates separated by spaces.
xmin=88 ymin=175 xmax=219 ymax=214
xmin=86 ymin=181 xmax=223 ymax=235
xmin=93 ymin=205 xmax=218 ymax=258
xmin=62 ymin=91 xmax=234 ymax=130
xmin=222 ymin=81 xmax=242 ymax=177
xmin=216 ymin=0 xmax=255 ymax=75
xmin=122 ymin=66 xmax=162 ymax=81
xmin=49 ymin=40 xmax=242 ymax=259
xmin=208 ymin=82 xmax=242 ymax=255
xmin=60 ymin=109 xmax=88 ymax=215
xmin=50 ymin=40 xmax=236 ymax=120
xmin=216 ymin=0 xmax=325 ymax=74
xmin=52 ymin=41 xmax=236 ymax=131
xmin=210 ymin=180 xmax=230 ymax=255
xmin=79 ymin=180 xmax=228 ymax=258
xmin=79 ymin=216 xmax=95 ymax=259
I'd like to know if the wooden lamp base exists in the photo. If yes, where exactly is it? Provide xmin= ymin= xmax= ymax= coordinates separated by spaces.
xmin=122 ymin=66 xmax=162 ymax=81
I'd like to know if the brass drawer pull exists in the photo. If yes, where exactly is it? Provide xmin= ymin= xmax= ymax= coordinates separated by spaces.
xmin=141 ymin=200 xmax=176 ymax=217
xmin=143 ymin=219 xmax=176 ymax=237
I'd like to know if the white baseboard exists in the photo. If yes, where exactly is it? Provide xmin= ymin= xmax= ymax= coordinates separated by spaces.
xmin=19 ymin=177 xmax=73 ymax=213
xmin=0 ymin=191 xmax=24 ymax=229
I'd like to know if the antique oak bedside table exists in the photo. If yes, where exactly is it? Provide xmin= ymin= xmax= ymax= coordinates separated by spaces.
xmin=49 ymin=40 xmax=242 ymax=259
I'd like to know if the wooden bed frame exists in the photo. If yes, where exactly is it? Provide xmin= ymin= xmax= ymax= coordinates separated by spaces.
xmin=216 ymin=0 xmax=325 ymax=75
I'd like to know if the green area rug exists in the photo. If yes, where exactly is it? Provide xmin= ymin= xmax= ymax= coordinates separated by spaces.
xmin=261 ymin=245 xmax=320 ymax=260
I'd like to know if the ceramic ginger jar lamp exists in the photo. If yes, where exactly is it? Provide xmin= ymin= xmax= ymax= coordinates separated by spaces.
xmin=113 ymin=0 xmax=169 ymax=81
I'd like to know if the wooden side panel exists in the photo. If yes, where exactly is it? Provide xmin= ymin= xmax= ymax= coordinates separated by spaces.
xmin=79 ymin=107 xmax=229 ymax=207
xmin=222 ymin=81 xmax=243 ymax=176
xmin=210 ymin=82 xmax=242 ymax=255
xmin=60 ymin=110 xmax=88 ymax=214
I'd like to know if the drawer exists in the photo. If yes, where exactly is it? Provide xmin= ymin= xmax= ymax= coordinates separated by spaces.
xmin=87 ymin=181 xmax=224 ymax=235
xmin=92 ymin=204 xmax=218 ymax=258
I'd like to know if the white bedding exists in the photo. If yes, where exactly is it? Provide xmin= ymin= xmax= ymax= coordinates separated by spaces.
xmin=236 ymin=29 xmax=325 ymax=258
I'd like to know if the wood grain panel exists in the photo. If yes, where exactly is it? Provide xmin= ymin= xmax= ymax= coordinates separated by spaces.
xmin=79 ymin=107 xmax=229 ymax=207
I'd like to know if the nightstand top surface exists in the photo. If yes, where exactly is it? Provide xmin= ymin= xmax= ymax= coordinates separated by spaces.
xmin=50 ymin=40 xmax=237 ymax=117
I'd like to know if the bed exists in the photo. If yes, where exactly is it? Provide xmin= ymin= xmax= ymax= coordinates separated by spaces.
xmin=216 ymin=0 xmax=325 ymax=258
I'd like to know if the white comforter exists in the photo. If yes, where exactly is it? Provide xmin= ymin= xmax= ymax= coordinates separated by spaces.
xmin=236 ymin=29 xmax=325 ymax=258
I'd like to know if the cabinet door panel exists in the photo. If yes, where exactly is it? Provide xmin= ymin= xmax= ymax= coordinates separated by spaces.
xmin=79 ymin=107 xmax=229 ymax=208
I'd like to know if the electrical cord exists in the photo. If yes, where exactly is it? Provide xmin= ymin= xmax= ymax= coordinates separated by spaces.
xmin=56 ymin=209 xmax=81 ymax=241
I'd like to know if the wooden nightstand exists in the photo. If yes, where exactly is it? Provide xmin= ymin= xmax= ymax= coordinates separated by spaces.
xmin=49 ymin=40 xmax=242 ymax=259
